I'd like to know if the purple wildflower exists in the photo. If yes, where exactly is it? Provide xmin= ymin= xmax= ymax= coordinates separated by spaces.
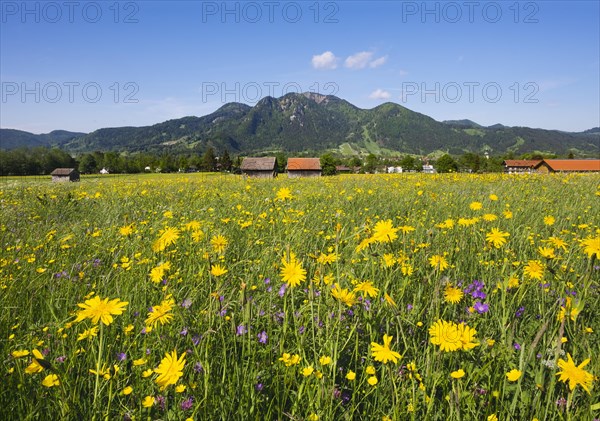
xmin=255 ymin=383 xmax=264 ymax=392
xmin=257 ymin=331 xmax=268 ymax=344
xmin=278 ymin=284 xmax=287 ymax=297
xmin=181 ymin=298 xmax=192 ymax=309
xmin=236 ymin=325 xmax=247 ymax=336
xmin=180 ymin=327 xmax=188 ymax=336
xmin=155 ymin=395 xmax=166 ymax=411
xmin=473 ymin=301 xmax=489 ymax=314
xmin=194 ymin=362 xmax=204 ymax=373
xmin=192 ymin=335 xmax=201 ymax=346
xmin=514 ymin=342 xmax=521 ymax=351
xmin=116 ymin=352 xmax=127 ymax=362
xmin=515 ymin=306 xmax=525 ymax=317
xmin=181 ymin=397 xmax=194 ymax=411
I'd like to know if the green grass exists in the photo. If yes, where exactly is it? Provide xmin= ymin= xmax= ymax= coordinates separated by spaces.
xmin=1 ymin=173 xmax=599 ymax=420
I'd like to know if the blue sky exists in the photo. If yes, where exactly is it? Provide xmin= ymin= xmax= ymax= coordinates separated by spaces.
xmin=1 ymin=1 xmax=598 ymax=134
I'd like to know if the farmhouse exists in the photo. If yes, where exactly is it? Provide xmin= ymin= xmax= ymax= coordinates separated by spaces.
xmin=287 ymin=158 xmax=322 ymax=178
xmin=240 ymin=157 xmax=277 ymax=178
xmin=534 ymin=159 xmax=600 ymax=173
xmin=51 ymin=168 xmax=80 ymax=182
xmin=502 ymin=160 xmax=541 ymax=174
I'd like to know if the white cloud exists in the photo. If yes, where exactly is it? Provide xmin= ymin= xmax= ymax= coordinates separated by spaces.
xmin=312 ymin=51 xmax=338 ymax=70
xmin=345 ymin=51 xmax=373 ymax=69
xmin=369 ymin=55 xmax=388 ymax=68
xmin=369 ymin=89 xmax=391 ymax=100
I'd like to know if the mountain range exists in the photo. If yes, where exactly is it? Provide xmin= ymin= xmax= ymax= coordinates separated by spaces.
xmin=1 ymin=93 xmax=598 ymax=157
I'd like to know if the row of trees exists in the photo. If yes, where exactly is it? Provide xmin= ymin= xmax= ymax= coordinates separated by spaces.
xmin=0 ymin=146 xmax=569 ymax=177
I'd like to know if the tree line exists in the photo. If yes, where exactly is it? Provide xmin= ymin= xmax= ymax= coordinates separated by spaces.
xmin=0 ymin=146 xmax=564 ymax=177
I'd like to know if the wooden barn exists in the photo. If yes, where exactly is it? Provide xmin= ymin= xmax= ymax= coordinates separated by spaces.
xmin=534 ymin=159 xmax=600 ymax=173
xmin=240 ymin=157 xmax=277 ymax=178
xmin=51 ymin=168 xmax=80 ymax=182
xmin=287 ymin=158 xmax=322 ymax=178
xmin=502 ymin=160 xmax=541 ymax=174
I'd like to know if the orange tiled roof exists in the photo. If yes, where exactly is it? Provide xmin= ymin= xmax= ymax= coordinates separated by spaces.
xmin=287 ymin=158 xmax=321 ymax=171
xmin=538 ymin=159 xmax=600 ymax=172
xmin=502 ymin=160 xmax=541 ymax=168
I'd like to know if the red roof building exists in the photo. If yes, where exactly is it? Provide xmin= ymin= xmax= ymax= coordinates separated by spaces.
xmin=287 ymin=158 xmax=322 ymax=178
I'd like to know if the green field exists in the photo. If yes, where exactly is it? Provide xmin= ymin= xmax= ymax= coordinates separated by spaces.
xmin=1 ymin=173 xmax=599 ymax=420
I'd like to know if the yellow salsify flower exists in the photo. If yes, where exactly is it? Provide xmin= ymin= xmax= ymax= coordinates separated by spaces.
xmin=429 ymin=320 xmax=479 ymax=352
xmin=506 ymin=369 xmax=522 ymax=382
xmin=152 ymin=226 xmax=180 ymax=252
xmin=145 ymin=296 xmax=175 ymax=328
xmin=74 ymin=296 xmax=128 ymax=326
xmin=543 ymin=215 xmax=555 ymax=226
xmin=370 ymin=219 xmax=399 ymax=243
xmin=210 ymin=234 xmax=228 ymax=254
xmin=42 ymin=374 xmax=60 ymax=387
xmin=275 ymin=187 xmax=293 ymax=201
xmin=149 ymin=261 xmax=171 ymax=284
xmin=556 ymin=353 xmax=594 ymax=394
xmin=77 ymin=326 xmax=99 ymax=341
xmin=353 ymin=281 xmax=379 ymax=298
xmin=486 ymin=228 xmax=509 ymax=248
xmin=429 ymin=255 xmax=449 ymax=272
xmin=538 ymin=246 xmax=556 ymax=259
xmin=210 ymin=264 xmax=228 ymax=277
xmin=470 ymin=201 xmax=483 ymax=211
xmin=580 ymin=236 xmax=600 ymax=259
xmin=371 ymin=334 xmax=402 ymax=364
xmin=331 ymin=284 xmax=357 ymax=307
xmin=443 ymin=284 xmax=463 ymax=304
xmin=280 ymin=253 xmax=306 ymax=288
xmin=154 ymin=350 xmax=186 ymax=391
xmin=523 ymin=260 xmax=544 ymax=281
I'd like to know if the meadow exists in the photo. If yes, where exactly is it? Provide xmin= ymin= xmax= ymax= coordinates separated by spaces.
xmin=0 ymin=172 xmax=598 ymax=420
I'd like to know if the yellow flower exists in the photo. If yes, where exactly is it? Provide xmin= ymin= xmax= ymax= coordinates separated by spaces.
xmin=443 ymin=284 xmax=463 ymax=304
xmin=11 ymin=350 xmax=30 ymax=358
xmin=25 ymin=349 xmax=45 ymax=374
xmin=307 ymin=414 xmax=319 ymax=421
xmin=119 ymin=224 xmax=134 ymax=236
xmin=488 ymin=415 xmax=498 ymax=421
xmin=280 ymin=254 xmax=306 ymax=288
xmin=77 ymin=326 xmax=99 ymax=341
xmin=42 ymin=373 xmax=60 ymax=387
xmin=506 ymin=369 xmax=522 ymax=382
xmin=489 ymin=194 xmax=498 ymax=201
xmin=371 ymin=219 xmax=399 ymax=243
xmin=580 ymin=236 xmax=600 ymax=259
xmin=384 ymin=292 xmax=397 ymax=307
xmin=486 ymin=228 xmax=509 ymax=248
xmin=450 ymin=369 xmax=465 ymax=379
xmin=319 ymin=356 xmax=332 ymax=366
xmin=279 ymin=353 xmax=301 ymax=367
xmin=470 ymin=201 xmax=483 ymax=211
xmin=371 ymin=334 xmax=402 ymax=364
xmin=142 ymin=369 xmax=153 ymax=378
xmin=152 ymin=226 xmax=180 ymax=252
xmin=154 ymin=350 xmax=186 ymax=390
xmin=367 ymin=376 xmax=378 ymax=386
xmin=210 ymin=235 xmax=228 ymax=254
xmin=124 ymin=324 xmax=134 ymax=335
xmin=302 ymin=366 xmax=314 ymax=377
xmin=543 ymin=215 xmax=555 ymax=226
xmin=149 ymin=261 xmax=171 ymax=284
xmin=556 ymin=353 xmax=594 ymax=394
xmin=276 ymin=187 xmax=293 ymax=201
xmin=122 ymin=386 xmax=133 ymax=395
xmin=210 ymin=264 xmax=228 ymax=277
xmin=145 ymin=296 xmax=175 ymax=328
xmin=365 ymin=365 xmax=376 ymax=375
xmin=429 ymin=255 xmax=449 ymax=272
xmin=429 ymin=320 xmax=479 ymax=352
xmin=175 ymin=384 xmax=187 ymax=393
xmin=523 ymin=260 xmax=544 ymax=280
xmin=74 ymin=296 xmax=128 ymax=326
xmin=331 ymin=284 xmax=357 ymax=307
xmin=133 ymin=358 xmax=147 ymax=366
xmin=346 ymin=370 xmax=356 ymax=381
xmin=538 ymin=247 xmax=555 ymax=259
xmin=142 ymin=395 xmax=154 ymax=408
xmin=353 ymin=281 xmax=379 ymax=298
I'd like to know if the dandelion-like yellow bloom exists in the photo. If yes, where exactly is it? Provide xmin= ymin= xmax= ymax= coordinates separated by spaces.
xmin=443 ymin=284 xmax=463 ymax=304
xmin=429 ymin=320 xmax=479 ymax=352
xmin=154 ymin=350 xmax=186 ymax=390
xmin=210 ymin=235 xmax=228 ymax=254
xmin=145 ymin=296 xmax=175 ymax=328
xmin=353 ymin=281 xmax=379 ymax=298
xmin=152 ymin=226 xmax=180 ymax=252
xmin=280 ymin=254 xmax=306 ymax=288
xmin=331 ymin=284 xmax=357 ymax=307
xmin=11 ymin=350 xmax=30 ymax=358
xmin=149 ymin=261 xmax=171 ymax=284
xmin=580 ymin=236 xmax=600 ymax=259
xmin=371 ymin=334 xmax=402 ymax=364
xmin=119 ymin=224 xmax=134 ymax=236
xmin=556 ymin=354 xmax=594 ymax=394
xmin=371 ymin=219 xmax=399 ymax=243
xmin=470 ymin=201 xmax=483 ymax=211
xmin=506 ymin=369 xmax=522 ymax=382
xmin=210 ymin=264 xmax=228 ymax=277
xmin=538 ymin=246 xmax=556 ymax=259
xmin=429 ymin=255 xmax=449 ymax=272
xmin=523 ymin=260 xmax=544 ymax=280
xmin=74 ymin=296 xmax=128 ymax=326
xmin=276 ymin=187 xmax=293 ymax=201
xmin=142 ymin=396 xmax=154 ymax=408
xmin=486 ymin=228 xmax=509 ymax=248
xmin=77 ymin=326 xmax=99 ymax=341
xmin=543 ymin=215 xmax=555 ymax=226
